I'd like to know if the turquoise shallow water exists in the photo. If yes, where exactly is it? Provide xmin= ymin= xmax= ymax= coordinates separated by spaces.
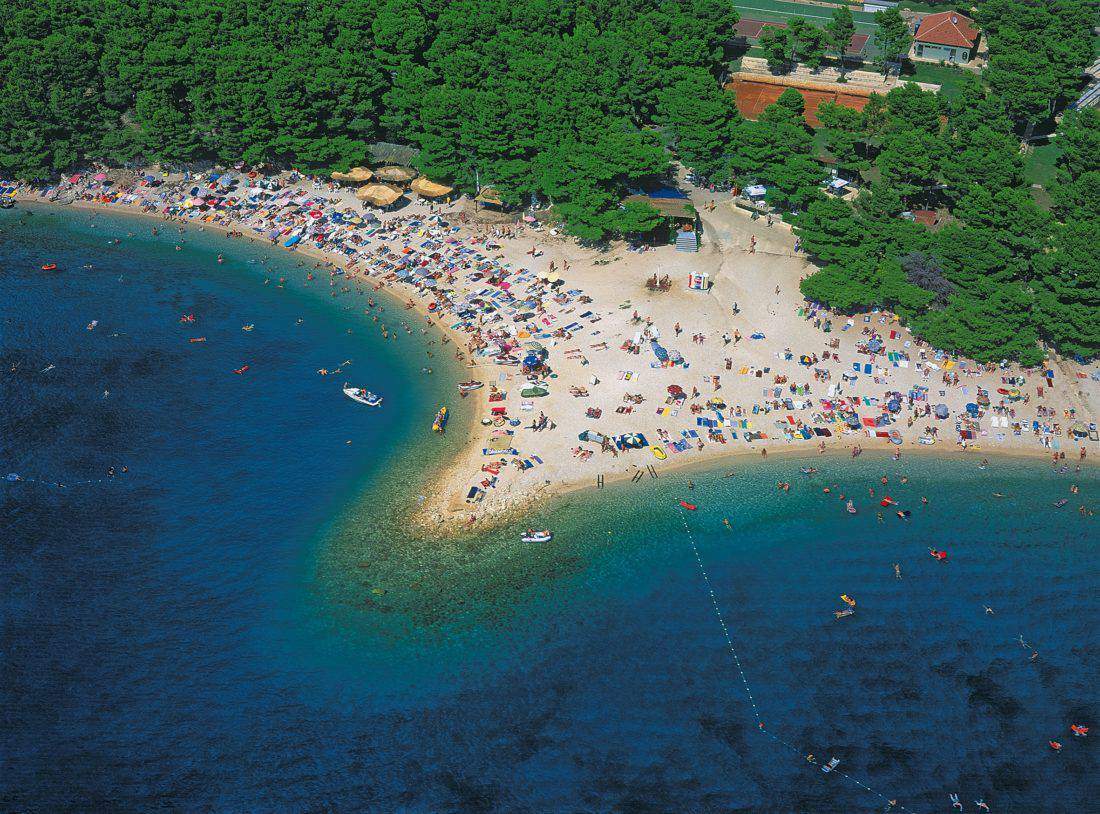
xmin=2 ymin=205 xmax=1097 ymax=812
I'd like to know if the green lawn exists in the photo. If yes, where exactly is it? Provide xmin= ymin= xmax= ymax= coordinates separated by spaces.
xmin=903 ymin=62 xmax=974 ymax=98
xmin=1023 ymin=142 xmax=1062 ymax=188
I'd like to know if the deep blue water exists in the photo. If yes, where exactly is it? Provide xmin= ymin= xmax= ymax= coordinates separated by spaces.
xmin=2 ymin=206 xmax=1097 ymax=813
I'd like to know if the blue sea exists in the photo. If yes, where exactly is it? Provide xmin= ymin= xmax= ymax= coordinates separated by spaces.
xmin=2 ymin=206 xmax=1097 ymax=813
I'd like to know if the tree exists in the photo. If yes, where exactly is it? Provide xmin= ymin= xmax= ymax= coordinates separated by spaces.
xmin=875 ymin=130 xmax=945 ymax=201
xmin=793 ymin=195 xmax=868 ymax=264
xmin=788 ymin=18 xmax=829 ymax=71
xmin=760 ymin=26 xmax=796 ymax=73
xmin=817 ymin=101 xmax=866 ymax=175
xmin=900 ymin=251 xmax=953 ymax=305
xmin=873 ymin=8 xmax=911 ymax=73
xmin=978 ymin=0 xmax=1096 ymax=131
xmin=656 ymin=67 xmax=740 ymax=180
xmin=1049 ymin=109 xmax=1100 ymax=219
xmin=826 ymin=7 xmax=856 ymax=70
xmin=1032 ymin=219 xmax=1100 ymax=358
xmin=914 ymin=284 xmax=1042 ymax=365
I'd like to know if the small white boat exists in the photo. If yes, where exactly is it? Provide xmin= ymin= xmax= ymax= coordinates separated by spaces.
xmin=343 ymin=385 xmax=382 ymax=407
xmin=822 ymin=757 xmax=840 ymax=773
xmin=521 ymin=529 xmax=553 ymax=543
xmin=846 ymin=499 xmax=857 ymax=514
xmin=458 ymin=380 xmax=484 ymax=393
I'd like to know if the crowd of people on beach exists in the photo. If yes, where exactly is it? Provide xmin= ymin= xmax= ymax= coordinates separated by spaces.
xmin=8 ymin=166 xmax=1097 ymax=514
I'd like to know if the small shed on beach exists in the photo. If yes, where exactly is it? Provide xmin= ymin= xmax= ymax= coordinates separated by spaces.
xmin=623 ymin=192 xmax=695 ymax=221
xmin=356 ymin=182 xmax=405 ymax=208
xmin=623 ymin=187 xmax=699 ymax=251
xmin=411 ymin=177 xmax=454 ymax=199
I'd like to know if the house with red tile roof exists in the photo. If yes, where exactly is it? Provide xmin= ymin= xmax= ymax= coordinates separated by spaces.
xmin=910 ymin=10 xmax=980 ymax=65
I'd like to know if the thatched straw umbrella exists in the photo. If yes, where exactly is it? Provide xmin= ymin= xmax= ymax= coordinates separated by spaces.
xmin=332 ymin=167 xmax=374 ymax=184
xmin=475 ymin=188 xmax=505 ymax=208
xmin=410 ymin=177 xmax=454 ymax=199
xmin=355 ymin=182 xmax=405 ymax=207
xmin=374 ymin=165 xmax=417 ymax=184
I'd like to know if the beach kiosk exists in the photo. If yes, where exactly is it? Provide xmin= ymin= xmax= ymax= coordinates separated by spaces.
xmin=688 ymin=271 xmax=710 ymax=291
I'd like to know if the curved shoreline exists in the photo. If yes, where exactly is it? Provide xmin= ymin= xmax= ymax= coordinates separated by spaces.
xmin=11 ymin=186 xmax=1097 ymax=537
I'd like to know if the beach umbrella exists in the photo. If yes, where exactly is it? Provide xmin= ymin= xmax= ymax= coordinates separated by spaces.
xmin=966 ymin=403 xmax=979 ymax=416
xmin=934 ymin=404 xmax=950 ymax=419
xmin=93 ymin=172 xmax=107 ymax=181
xmin=355 ymin=183 xmax=404 ymax=207
xmin=332 ymin=167 xmax=374 ymax=184
xmin=68 ymin=174 xmax=81 ymax=183
xmin=375 ymin=166 xmax=417 ymax=184
xmin=868 ymin=338 xmax=883 ymax=352
xmin=475 ymin=188 xmax=504 ymax=207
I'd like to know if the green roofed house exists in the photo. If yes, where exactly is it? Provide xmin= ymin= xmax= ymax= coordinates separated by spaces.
xmin=910 ymin=10 xmax=980 ymax=66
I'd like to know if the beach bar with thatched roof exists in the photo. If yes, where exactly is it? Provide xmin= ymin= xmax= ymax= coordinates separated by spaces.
xmin=374 ymin=165 xmax=417 ymax=184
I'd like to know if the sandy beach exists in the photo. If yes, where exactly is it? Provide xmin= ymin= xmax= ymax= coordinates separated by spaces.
xmin=11 ymin=171 xmax=1098 ymax=533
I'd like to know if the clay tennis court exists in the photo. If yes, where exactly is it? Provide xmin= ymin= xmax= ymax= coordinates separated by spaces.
xmin=726 ymin=76 xmax=876 ymax=127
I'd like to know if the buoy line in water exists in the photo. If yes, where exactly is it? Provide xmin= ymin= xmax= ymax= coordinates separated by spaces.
xmin=5 ymin=472 xmax=117 ymax=488
xmin=678 ymin=508 xmax=917 ymax=813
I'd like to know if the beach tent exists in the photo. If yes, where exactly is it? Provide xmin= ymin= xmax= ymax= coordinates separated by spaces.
xmin=375 ymin=166 xmax=417 ymax=184
xmin=410 ymin=177 xmax=454 ymax=198
xmin=355 ymin=182 xmax=405 ymax=207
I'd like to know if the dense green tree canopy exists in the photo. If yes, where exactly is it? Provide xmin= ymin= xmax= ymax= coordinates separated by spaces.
xmin=797 ymin=71 xmax=1098 ymax=363
xmin=0 ymin=0 xmax=737 ymax=240
xmin=978 ymin=0 xmax=1096 ymax=129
